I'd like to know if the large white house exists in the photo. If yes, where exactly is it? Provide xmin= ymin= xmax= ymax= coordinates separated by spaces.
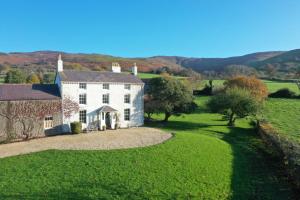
xmin=55 ymin=55 xmax=144 ymax=132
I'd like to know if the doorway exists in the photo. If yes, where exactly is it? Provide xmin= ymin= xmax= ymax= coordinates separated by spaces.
xmin=105 ymin=112 xmax=111 ymax=129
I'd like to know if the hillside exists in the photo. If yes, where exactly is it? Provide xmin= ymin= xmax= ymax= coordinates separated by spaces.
xmin=252 ymin=49 xmax=300 ymax=72
xmin=1 ymin=50 xmax=300 ymax=75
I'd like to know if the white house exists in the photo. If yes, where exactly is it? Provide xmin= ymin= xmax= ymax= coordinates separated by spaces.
xmin=55 ymin=55 xmax=144 ymax=132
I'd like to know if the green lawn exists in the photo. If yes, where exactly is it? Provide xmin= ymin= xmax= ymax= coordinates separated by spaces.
xmin=0 ymin=97 xmax=295 ymax=199
xmin=264 ymin=98 xmax=300 ymax=141
xmin=137 ymin=72 xmax=161 ymax=79
xmin=137 ymin=72 xmax=186 ymax=79
xmin=203 ymin=79 xmax=299 ymax=94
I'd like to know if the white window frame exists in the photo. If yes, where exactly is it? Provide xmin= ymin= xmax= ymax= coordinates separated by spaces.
xmin=44 ymin=115 xmax=53 ymax=129
xmin=124 ymin=109 xmax=130 ymax=121
xmin=124 ymin=94 xmax=130 ymax=104
xmin=79 ymin=93 xmax=87 ymax=104
xmin=79 ymin=110 xmax=87 ymax=124
xmin=102 ymin=94 xmax=109 ymax=104
xmin=103 ymin=83 xmax=109 ymax=90
xmin=79 ymin=83 xmax=87 ymax=89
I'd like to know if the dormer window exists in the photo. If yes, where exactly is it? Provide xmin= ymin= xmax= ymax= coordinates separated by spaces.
xmin=79 ymin=83 xmax=86 ymax=89
xmin=103 ymin=83 xmax=109 ymax=90
xmin=124 ymin=84 xmax=131 ymax=90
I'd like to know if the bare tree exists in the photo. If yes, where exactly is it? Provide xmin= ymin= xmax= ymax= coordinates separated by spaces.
xmin=62 ymin=96 xmax=79 ymax=119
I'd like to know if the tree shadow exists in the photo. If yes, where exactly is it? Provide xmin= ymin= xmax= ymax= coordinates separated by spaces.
xmin=147 ymin=119 xmax=298 ymax=199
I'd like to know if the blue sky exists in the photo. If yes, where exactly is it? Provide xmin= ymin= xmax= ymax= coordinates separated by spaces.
xmin=0 ymin=0 xmax=299 ymax=57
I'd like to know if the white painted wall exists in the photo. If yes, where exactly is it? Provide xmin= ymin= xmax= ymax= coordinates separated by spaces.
xmin=58 ymin=79 xmax=144 ymax=132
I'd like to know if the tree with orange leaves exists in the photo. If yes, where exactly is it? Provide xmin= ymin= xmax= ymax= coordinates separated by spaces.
xmin=224 ymin=76 xmax=268 ymax=101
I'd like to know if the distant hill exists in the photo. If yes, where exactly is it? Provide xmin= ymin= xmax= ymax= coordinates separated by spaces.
xmin=152 ymin=51 xmax=284 ymax=72
xmin=251 ymin=49 xmax=300 ymax=72
xmin=1 ymin=50 xmax=300 ymax=75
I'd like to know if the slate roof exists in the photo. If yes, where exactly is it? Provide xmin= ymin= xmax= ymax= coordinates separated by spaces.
xmin=98 ymin=105 xmax=117 ymax=113
xmin=58 ymin=70 xmax=144 ymax=84
xmin=0 ymin=84 xmax=61 ymax=101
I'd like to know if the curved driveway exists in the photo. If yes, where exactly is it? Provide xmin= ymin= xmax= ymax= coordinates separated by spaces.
xmin=0 ymin=127 xmax=172 ymax=158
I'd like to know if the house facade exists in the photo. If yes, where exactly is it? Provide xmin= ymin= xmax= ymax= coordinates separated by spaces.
xmin=55 ymin=55 xmax=144 ymax=132
xmin=0 ymin=55 xmax=144 ymax=142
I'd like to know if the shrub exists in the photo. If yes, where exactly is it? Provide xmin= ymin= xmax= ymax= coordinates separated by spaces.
xmin=70 ymin=122 xmax=82 ymax=134
xmin=268 ymin=88 xmax=296 ymax=98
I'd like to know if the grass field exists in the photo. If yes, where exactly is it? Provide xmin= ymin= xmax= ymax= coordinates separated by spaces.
xmin=203 ymin=79 xmax=299 ymax=94
xmin=0 ymin=97 xmax=295 ymax=199
xmin=137 ymin=72 xmax=161 ymax=79
xmin=264 ymin=98 xmax=300 ymax=141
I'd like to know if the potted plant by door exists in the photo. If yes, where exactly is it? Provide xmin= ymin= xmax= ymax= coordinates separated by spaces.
xmin=102 ymin=125 xmax=106 ymax=131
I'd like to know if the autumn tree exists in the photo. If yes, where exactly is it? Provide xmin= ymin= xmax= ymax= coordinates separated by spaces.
xmin=224 ymin=76 xmax=268 ymax=101
xmin=27 ymin=74 xmax=41 ymax=83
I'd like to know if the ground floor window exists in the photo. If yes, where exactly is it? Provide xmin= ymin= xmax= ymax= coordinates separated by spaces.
xmin=79 ymin=110 xmax=87 ymax=123
xmin=124 ymin=109 xmax=130 ymax=121
xmin=44 ymin=116 xmax=53 ymax=129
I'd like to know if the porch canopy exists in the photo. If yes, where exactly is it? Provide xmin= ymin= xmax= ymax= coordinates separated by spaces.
xmin=97 ymin=105 xmax=117 ymax=113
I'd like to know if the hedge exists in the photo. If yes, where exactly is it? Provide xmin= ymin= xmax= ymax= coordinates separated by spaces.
xmin=258 ymin=121 xmax=300 ymax=188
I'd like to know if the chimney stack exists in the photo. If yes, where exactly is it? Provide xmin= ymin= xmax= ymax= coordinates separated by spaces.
xmin=57 ymin=54 xmax=63 ymax=72
xmin=111 ymin=62 xmax=121 ymax=73
xmin=132 ymin=63 xmax=138 ymax=76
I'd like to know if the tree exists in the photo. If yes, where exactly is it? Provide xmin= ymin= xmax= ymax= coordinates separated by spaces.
xmin=27 ymin=74 xmax=41 ymax=83
xmin=5 ymin=69 xmax=26 ymax=83
xmin=207 ymin=87 xmax=262 ymax=126
xmin=224 ymin=76 xmax=268 ymax=101
xmin=62 ymin=96 xmax=80 ymax=119
xmin=43 ymin=73 xmax=56 ymax=84
xmin=265 ymin=63 xmax=277 ymax=78
xmin=0 ymin=64 xmax=11 ymax=74
xmin=146 ymin=76 xmax=197 ymax=122
xmin=225 ymin=65 xmax=257 ymax=77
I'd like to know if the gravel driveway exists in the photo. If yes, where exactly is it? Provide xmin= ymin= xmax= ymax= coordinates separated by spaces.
xmin=0 ymin=127 xmax=172 ymax=158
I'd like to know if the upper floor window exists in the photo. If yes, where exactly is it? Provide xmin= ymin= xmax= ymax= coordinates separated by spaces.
xmin=102 ymin=94 xmax=109 ymax=104
xmin=124 ymin=108 xmax=130 ymax=121
xmin=79 ymin=94 xmax=87 ymax=104
xmin=44 ymin=116 xmax=53 ymax=129
xmin=103 ymin=83 xmax=109 ymax=90
xmin=79 ymin=83 xmax=87 ymax=89
xmin=124 ymin=84 xmax=131 ymax=90
xmin=79 ymin=110 xmax=87 ymax=123
xmin=124 ymin=94 xmax=130 ymax=103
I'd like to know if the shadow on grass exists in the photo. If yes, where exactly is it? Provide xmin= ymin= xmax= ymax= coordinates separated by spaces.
xmin=147 ymin=119 xmax=297 ymax=199
xmin=0 ymin=180 xmax=195 ymax=199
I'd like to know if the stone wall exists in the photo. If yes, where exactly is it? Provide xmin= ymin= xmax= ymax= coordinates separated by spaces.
xmin=258 ymin=122 xmax=300 ymax=187
xmin=0 ymin=100 xmax=63 ymax=143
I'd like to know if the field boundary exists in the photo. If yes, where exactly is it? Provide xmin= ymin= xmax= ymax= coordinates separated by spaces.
xmin=258 ymin=121 xmax=300 ymax=188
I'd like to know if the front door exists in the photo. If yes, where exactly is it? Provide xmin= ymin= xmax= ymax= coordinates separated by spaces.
xmin=105 ymin=112 xmax=111 ymax=129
